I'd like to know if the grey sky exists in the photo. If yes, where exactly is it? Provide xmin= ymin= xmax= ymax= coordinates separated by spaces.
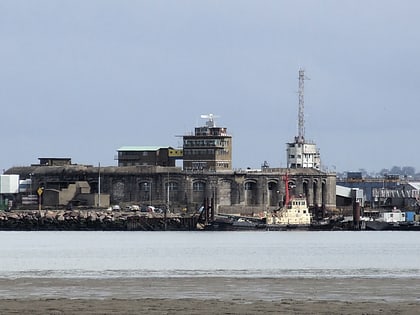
xmin=1 ymin=1 xmax=419 ymax=173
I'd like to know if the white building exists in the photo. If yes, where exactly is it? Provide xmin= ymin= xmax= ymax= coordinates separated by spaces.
xmin=286 ymin=141 xmax=321 ymax=169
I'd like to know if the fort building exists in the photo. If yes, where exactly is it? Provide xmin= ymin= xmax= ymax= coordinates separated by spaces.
xmin=4 ymin=114 xmax=336 ymax=215
xmin=5 ymin=164 xmax=336 ymax=215
xmin=3 ymin=71 xmax=337 ymax=214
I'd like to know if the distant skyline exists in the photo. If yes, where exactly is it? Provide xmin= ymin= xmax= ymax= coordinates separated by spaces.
xmin=1 ymin=1 xmax=420 ymax=173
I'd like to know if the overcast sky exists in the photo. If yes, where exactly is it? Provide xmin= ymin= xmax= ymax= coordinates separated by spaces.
xmin=1 ymin=1 xmax=419 ymax=173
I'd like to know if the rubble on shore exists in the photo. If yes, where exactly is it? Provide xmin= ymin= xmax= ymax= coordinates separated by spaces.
xmin=0 ymin=210 xmax=198 ymax=231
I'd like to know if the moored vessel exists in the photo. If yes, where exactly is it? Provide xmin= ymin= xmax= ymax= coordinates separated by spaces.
xmin=265 ymin=196 xmax=311 ymax=230
xmin=265 ymin=173 xmax=312 ymax=230
xmin=364 ymin=208 xmax=405 ymax=230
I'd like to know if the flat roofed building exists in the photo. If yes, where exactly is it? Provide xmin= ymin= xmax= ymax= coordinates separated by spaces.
xmin=117 ymin=146 xmax=176 ymax=167
xmin=183 ymin=115 xmax=232 ymax=172
xmin=38 ymin=158 xmax=72 ymax=166
xmin=287 ymin=142 xmax=321 ymax=170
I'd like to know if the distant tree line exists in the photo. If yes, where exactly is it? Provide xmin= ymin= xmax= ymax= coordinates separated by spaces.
xmin=379 ymin=166 xmax=416 ymax=177
xmin=337 ymin=166 xmax=420 ymax=180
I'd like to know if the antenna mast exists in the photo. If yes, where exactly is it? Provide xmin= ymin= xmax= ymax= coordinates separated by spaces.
xmin=297 ymin=69 xmax=306 ymax=144
xmin=200 ymin=114 xmax=219 ymax=128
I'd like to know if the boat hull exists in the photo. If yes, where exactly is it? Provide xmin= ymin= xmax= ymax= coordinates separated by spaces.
xmin=365 ymin=221 xmax=392 ymax=231
xmin=265 ymin=224 xmax=310 ymax=231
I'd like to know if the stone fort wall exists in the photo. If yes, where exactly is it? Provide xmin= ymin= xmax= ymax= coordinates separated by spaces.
xmin=7 ymin=165 xmax=336 ymax=215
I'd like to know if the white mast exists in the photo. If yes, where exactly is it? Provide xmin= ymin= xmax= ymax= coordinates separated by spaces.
xmin=98 ymin=162 xmax=101 ymax=207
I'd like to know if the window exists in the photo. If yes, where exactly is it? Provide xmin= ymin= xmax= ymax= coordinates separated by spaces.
xmin=141 ymin=182 xmax=151 ymax=192
xmin=166 ymin=182 xmax=178 ymax=191
xmin=245 ymin=182 xmax=255 ymax=190
xmin=193 ymin=182 xmax=205 ymax=192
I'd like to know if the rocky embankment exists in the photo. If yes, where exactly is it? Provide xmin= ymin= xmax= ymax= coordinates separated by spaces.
xmin=0 ymin=210 xmax=199 ymax=231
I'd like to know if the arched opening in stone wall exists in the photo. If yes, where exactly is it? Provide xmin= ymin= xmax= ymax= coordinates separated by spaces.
xmin=303 ymin=180 xmax=309 ymax=199
xmin=287 ymin=180 xmax=297 ymax=201
xmin=138 ymin=181 xmax=152 ymax=204
xmin=89 ymin=180 xmax=98 ymax=194
xmin=112 ymin=181 xmax=125 ymax=203
xmin=267 ymin=181 xmax=279 ymax=207
xmin=192 ymin=181 xmax=206 ymax=204
xmin=165 ymin=181 xmax=179 ymax=208
xmin=312 ymin=180 xmax=318 ymax=207
xmin=244 ymin=181 xmax=257 ymax=205
xmin=218 ymin=180 xmax=232 ymax=207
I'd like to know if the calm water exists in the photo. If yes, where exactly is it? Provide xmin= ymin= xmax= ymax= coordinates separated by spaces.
xmin=1 ymin=230 xmax=419 ymax=279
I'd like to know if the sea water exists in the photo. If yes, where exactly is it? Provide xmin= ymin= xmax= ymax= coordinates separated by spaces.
xmin=1 ymin=230 xmax=419 ymax=279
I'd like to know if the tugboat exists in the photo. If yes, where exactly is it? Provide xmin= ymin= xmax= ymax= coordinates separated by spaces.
xmin=265 ymin=173 xmax=312 ymax=230
xmin=265 ymin=197 xmax=312 ymax=230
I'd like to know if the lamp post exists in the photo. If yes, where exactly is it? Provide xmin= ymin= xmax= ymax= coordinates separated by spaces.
xmin=29 ymin=173 xmax=33 ymax=196
xmin=149 ymin=180 xmax=152 ymax=205
xmin=144 ymin=181 xmax=152 ymax=205
xmin=166 ymin=172 xmax=170 ymax=212
xmin=98 ymin=162 xmax=101 ymax=208
xmin=210 ymin=178 xmax=217 ymax=221
xmin=164 ymin=172 xmax=169 ymax=231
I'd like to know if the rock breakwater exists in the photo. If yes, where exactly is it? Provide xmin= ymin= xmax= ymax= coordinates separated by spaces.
xmin=0 ymin=210 xmax=199 ymax=231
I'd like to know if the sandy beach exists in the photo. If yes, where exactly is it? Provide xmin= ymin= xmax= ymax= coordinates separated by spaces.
xmin=1 ymin=298 xmax=419 ymax=315
xmin=0 ymin=277 xmax=419 ymax=314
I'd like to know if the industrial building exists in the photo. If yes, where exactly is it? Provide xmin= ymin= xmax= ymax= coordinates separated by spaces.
xmin=337 ymin=172 xmax=420 ymax=211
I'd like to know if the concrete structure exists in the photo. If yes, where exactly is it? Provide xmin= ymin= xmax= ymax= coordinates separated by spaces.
xmin=287 ymin=142 xmax=321 ymax=169
xmin=183 ymin=114 xmax=232 ymax=172
xmin=6 ymin=165 xmax=336 ymax=215
xmin=42 ymin=181 xmax=110 ymax=209
xmin=116 ymin=146 xmax=176 ymax=167
xmin=37 ymin=158 xmax=72 ymax=166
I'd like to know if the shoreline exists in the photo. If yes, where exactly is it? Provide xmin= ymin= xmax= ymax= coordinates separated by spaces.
xmin=1 ymin=276 xmax=419 ymax=300
xmin=1 ymin=298 xmax=419 ymax=315
xmin=1 ymin=277 xmax=418 ymax=314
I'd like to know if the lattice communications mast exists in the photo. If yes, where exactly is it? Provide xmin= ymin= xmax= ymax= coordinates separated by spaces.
xmin=296 ymin=69 xmax=305 ymax=144
xmin=287 ymin=69 xmax=321 ymax=169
